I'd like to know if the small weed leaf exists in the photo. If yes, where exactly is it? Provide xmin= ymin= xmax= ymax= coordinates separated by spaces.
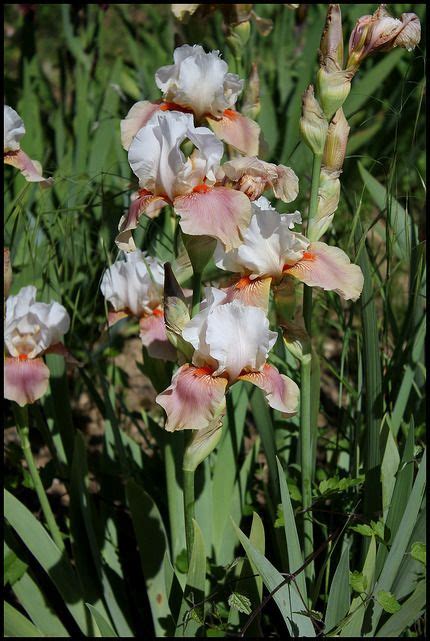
xmin=349 ymin=571 xmax=368 ymax=594
xmin=228 ymin=592 xmax=252 ymax=615
xmin=410 ymin=542 xmax=426 ymax=566
xmin=376 ymin=590 xmax=401 ymax=614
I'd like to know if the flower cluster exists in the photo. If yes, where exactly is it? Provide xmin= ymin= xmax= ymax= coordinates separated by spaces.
xmin=104 ymin=42 xmax=367 ymax=434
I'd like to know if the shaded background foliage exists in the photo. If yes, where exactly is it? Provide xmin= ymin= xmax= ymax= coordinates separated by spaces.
xmin=4 ymin=3 xmax=426 ymax=638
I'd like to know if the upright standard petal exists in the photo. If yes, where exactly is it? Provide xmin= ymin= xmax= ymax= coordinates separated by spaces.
xmin=120 ymin=100 xmax=162 ymax=150
xmin=284 ymin=241 xmax=364 ymax=301
xmin=155 ymin=45 xmax=244 ymax=119
xmin=204 ymin=300 xmax=277 ymax=381
xmin=207 ymin=110 xmax=260 ymax=156
xmin=174 ymin=186 xmax=251 ymax=251
xmin=4 ymin=357 xmax=50 ymax=407
xmin=239 ymin=364 xmax=299 ymax=415
xmin=4 ymin=105 xmax=25 ymax=151
xmin=156 ymin=363 xmax=228 ymax=431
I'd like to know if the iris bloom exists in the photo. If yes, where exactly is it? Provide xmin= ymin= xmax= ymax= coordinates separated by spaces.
xmin=101 ymin=250 xmax=176 ymax=361
xmin=156 ymin=287 xmax=299 ymax=432
xmin=215 ymin=198 xmax=364 ymax=310
xmin=4 ymin=106 xmax=53 ymax=186
xmin=120 ymin=44 xmax=260 ymax=156
xmin=116 ymin=110 xmax=251 ymax=252
xmin=4 ymin=286 xmax=70 ymax=406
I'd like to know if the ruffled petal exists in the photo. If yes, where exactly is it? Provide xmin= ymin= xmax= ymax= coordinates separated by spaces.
xmin=239 ymin=364 xmax=299 ymax=414
xmin=174 ymin=186 xmax=251 ymax=251
xmin=120 ymin=100 xmax=161 ymax=150
xmin=156 ymin=364 xmax=227 ymax=431
xmin=4 ymin=150 xmax=53 ymax=187
xmin=116 ymin=193 xmax=168 ymax=252
xmin=139 ymin=313 xmax=176 ymax=361
xmin=284 ymin=241 xmax=364 ymax=301
xmin=207 ymin=110 xmax=260 ymax=156
xmin=4 ymin=357 xmax=50 ymax=407
xmin=223 ymin=276 xmax=272 ymax=312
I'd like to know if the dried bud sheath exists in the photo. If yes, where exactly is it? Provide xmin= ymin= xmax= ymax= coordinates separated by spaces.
xmin=323 ymin=108 xmax=350 ymax=171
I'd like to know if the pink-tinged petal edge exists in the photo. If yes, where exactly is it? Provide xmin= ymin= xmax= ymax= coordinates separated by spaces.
xmin=156 ymin=364 xmax=228 ymax=432
xmin=207 ymin=110 xmax=260 ymax=156
xmin=4 ymin=357 xmax=51 ymax=407
xmin=139 ymin=312 xmax=176 ymax=362
xmin=4 ymin=150 xmax=53 ymax=187
xmin=116 ymin=192 xmax=168 ymax=251
xmin=239 ymin=363 xmax=299 ymax=415
xmin=284 ymin=242 xmax=364 ymax=302
xmin=223 ymin=276 xmax=272 ymax=312
xmin=174 ymin=186 xmax=251 ymax=251
xmin=120 ymin=101 xmax=162 ymax=150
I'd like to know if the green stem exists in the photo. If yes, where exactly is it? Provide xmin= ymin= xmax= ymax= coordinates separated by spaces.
xmin=191 ymin=271 xmax=202 ymax=317
xmin=300 ymin=152 xmax=323 ymax=590
xmin=300 ymin=355 xmax=314 ymax=586
xmin=14 ymin=405 xmax=65 ymax=552
xmin=183 ymin=468 xmax=195 ymax=566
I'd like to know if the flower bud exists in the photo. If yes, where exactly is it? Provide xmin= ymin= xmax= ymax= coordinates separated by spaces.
xmin=183 ymin=417 xmax=224 ymax=472
xmin=307 ymin=168 xmax=341 ymax=241
xmin=281 ymin=318 xmax=311 ymax=364
xmin=226 ymin=20 xmax=251 ymax=56
xmin=316 ymin=65 xmax=352 ymax=121
xmin=319 ymin=4 xmax=344 ymax=71
xmin=347 ymin=6 xmax=421 ymax=71
xmin=242 ymin=62 xmax=260 ymax=120
xmin=300 ymin=85 xmax=328 ymax=156
xmin=4 ymin=248 xmax=12 ymax=300
xmin=171 ymin=4 xmax=200 ymax=20
xmin=163 ymin=263 xmax=194 ymax=360
xmin=322 ymin=108 xmax=350 ymax=171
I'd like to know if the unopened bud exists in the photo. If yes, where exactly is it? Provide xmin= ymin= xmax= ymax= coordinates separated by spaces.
xmin=281 ymin=318 xmax=310 ymax=363
xmin=163 ymin=263 xmax=194 ymax=360
xmin=171 ymin=4 xmax=200 ymax=20
xmin=319 ymin=4 xmax=344 ymax=71
xmin=322 ymin=108 xmax=350 ymax=171
xmin=307 ymin=168 xmax=341 ymax=241
xmin=300 ymin=85 xmax=328 ymax=156
xmin=4 ymin=248 xmax=12 ymax=299
xmin=316 ymin=65 xmax=352 ymax=121
xmin=242 ymin=63 xmax=260 ymax=120
xmin=227 ymin=20 xmax=251 ymax=55
xmin=347 ymin=6 xmax=421 ymax=71
xmin=183 ymin=417 xmax=224 ymax=472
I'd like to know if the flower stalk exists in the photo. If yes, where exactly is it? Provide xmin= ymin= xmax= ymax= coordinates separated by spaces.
xmin=14 ymin=404 xmax=65 ymax=552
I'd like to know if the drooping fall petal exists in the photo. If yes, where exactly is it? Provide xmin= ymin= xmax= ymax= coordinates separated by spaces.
xmin=223 ymin=276 xmax=272 ymax=312
xmin=139 ymin=312 xmax=176 ymax=361
xmin=156 ymin=363 xmax=228 ymax=431
xmin=239 ymin=363 xmax=299 ymax=414
xmin=284 ymin=241 xmax=364 ymax=301
xmin=120 ymin=100 xmax=162 ymax=150
xmin=207 ymin=110 xmax=260 ymax=156
xmin=116 ymin=193 xmax=169 ymax=251
xmin=4 ymin=150 xmax=53 ymax=187
xmin=174 ymin=186 xmax=251 ymax=251
xmin=4 ymin=357 xmax=50 ymax=407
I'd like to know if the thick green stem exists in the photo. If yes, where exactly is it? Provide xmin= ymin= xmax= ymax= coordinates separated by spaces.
xmin=300 ymin=355 xmax=314 ymax=585
xmin=300 ymin=152 xmax=323 ymax=589
xmin=14 ymin=405 xmax=65 ymax=551
xmin=183 ymin=468 xmax=195 ymax=566
xmin=191 ymin=271 xmax=202 ymax=317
